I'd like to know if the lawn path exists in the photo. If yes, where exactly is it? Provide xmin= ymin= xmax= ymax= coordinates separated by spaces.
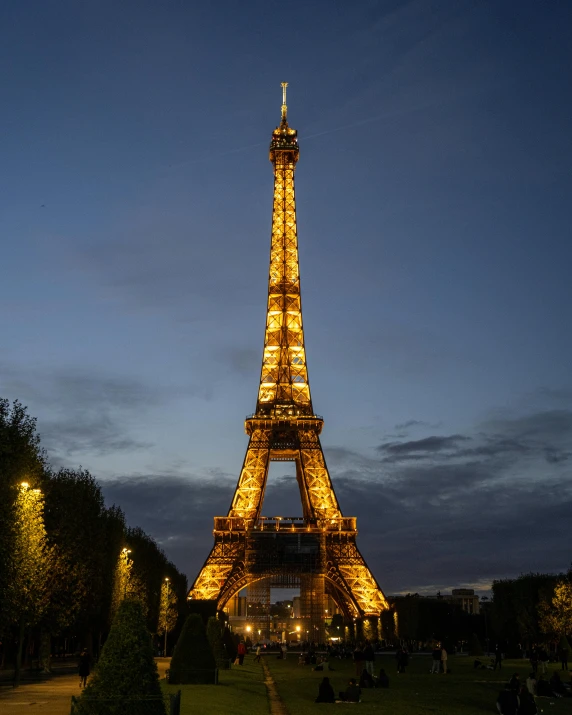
xmin=262 ymin=660 xmax=290 ymax=715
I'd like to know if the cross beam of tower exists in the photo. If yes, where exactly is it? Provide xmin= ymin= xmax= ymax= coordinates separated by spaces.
xmin=189 ymin=85 xmax=388 ymax=619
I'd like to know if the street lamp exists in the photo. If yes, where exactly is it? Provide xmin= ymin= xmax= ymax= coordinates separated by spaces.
xmin=121 ymin=549 xmax=132 ymax=597
xmin=164 ymin=578 xmax=170 ymax=657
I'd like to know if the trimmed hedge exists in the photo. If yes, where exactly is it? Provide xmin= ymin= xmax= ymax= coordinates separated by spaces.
xmin=78 ymin=599 xmax=165 ymax=714
xmin=169 ymin=613 xmax=217 ymax=684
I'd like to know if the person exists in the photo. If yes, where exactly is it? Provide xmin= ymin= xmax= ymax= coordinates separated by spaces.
xmin=560 ymin=645 xmax=569 ymax=671
xmin=315 ymin=676 xmax=335 ymax=703
xmin=525 ymin=672 xmax=537 ymax=695
xmin=377 ymin=668 xmax=389 ymax=688
xmin=255 ymin=645 xmax=261 ymax=663
xmin=359 ymin=667 xmax=375 ymax=689
xmin=78 ymin=649 xmax=90 ymax=688
xmin=518 ymin=685 xmax=538 ymax=715
xmin=441 ymin=646 xmax=448 ymax=675
xmin=353 ymin=644 xmax=364 ymax=676
xmin=529 ymin=649 xmax=538 ymax=676
xmin=277 ymin=644 xmax=284 ymax=659
xmin=363 ymin=640 xmax=375 ymax=675
xmin=237 ymin=641 xmax=246 ymax=665
xmin=509 ymin=673 xmax=521 ymax=692
xmin=538 ymin=647 xmax=548 ymax=674
xmin=494 ymin=645 xmax=503 ymax=671
xmin=431 ymin=646 xmax=441 ymax=674
xmin=339 ymin=678 xmax=361 ymax=702
xmin=496 ymin=683 xmax=519 ymax=715
xmin=396 ymin=647 xmax=409 ymax=674
xmin=550 ymin=670 xmax=571 ymax=697
xmin=536 ymin=676 xmax=552 ymax=697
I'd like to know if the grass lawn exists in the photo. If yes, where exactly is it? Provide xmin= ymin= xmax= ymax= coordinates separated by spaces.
xmin=161 ymin=658 xmax=269 ymax=715
xmin=265 ymin=653 xmax=570 ymax=715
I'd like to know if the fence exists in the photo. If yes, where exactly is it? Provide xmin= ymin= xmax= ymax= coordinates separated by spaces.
xmin=70 ymin=691 xmax=180 ymax=715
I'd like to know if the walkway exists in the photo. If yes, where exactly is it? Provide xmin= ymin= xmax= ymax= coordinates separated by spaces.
xmin=262 ymin=660 xmax=289 ymax=715
xmin=0 ymin=658 xmax=171 ymax=715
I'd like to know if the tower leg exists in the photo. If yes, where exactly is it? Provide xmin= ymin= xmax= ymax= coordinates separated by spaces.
xmin=247 ymin=579 xmax=271 ymax=641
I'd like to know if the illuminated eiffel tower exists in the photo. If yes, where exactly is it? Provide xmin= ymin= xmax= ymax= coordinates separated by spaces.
xmin=189 ymin=84 xmax=387 ymax=636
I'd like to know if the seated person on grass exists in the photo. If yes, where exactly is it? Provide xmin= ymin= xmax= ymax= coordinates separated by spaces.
xmin=338 ymin=678 xmax=361 ymax=702
xmin=536 ymin=676 xmax=552 ymax=697
xmin=509 ymin=673 xmax=521 ymax=692
xmin=359 ymin=668 xmax=375 ymax=689
xmin=376 ymin=668 xmax=389 ymax=688
xmin=315 ymin=676 xmax=335 ymax=703
xmin=496 ymin=683 xmax=519 ymax=715
xmin=550 ymin=671 xmax=571 ymax=697
xmin=518 ymin=685 xmax=538 ymax=715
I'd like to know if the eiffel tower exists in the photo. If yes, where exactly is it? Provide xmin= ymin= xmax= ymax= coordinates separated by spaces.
xmin=189 ymin=84 xmax=387 ymax=638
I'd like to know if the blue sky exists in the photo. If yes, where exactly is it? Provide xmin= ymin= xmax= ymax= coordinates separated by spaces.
xmin=1 ymin=0 xmax=571 ymax=595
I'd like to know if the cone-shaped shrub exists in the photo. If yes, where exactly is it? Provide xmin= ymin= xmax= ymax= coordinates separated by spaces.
xmin=207 ymin=617 xmax=229 ymax=669
xmin=222 ymin=627 xmax=237 ymax=663
xmin=169 ymin=613 xmax=217 ymax=684
xmin=77 ymin=599 xmax=164 ymax=714
xmin=468 ymin=633 xmax=484 ymax=656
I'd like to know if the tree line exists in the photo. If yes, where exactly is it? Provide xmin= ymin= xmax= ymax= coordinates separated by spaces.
xmin=490 ymin=571 xmax=572 ymax=654
xmin=0 ymin=398 xmax=188 ymax=683
xmin=379 ymin=570 xmax=571 ymax=657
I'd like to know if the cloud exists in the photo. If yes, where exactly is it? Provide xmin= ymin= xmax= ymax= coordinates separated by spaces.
xmin=394 ymin=419 xmax=429 ymax=430
xmin=68 ymin=402 xmax=572 ymax=596
xmin=0 ymin=364 xmax=199 ymax=461
xmin=100 ymin=472 xmax=236 ymax=586
xmin=379 ymin=434 xmax=469 ymax=458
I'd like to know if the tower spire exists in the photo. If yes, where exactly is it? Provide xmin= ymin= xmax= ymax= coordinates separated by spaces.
xmin=281 ymin=81 xmax=288 ymax=123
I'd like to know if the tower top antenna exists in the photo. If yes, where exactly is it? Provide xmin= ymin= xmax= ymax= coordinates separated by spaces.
xmin=281 ymin=82 xmax=288 ymax=122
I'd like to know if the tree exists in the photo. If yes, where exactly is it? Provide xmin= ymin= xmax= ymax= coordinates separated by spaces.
xmin=207 ymin=616 xmax=228 ymax=668
xmin=169 ymin=613 xmax=217 ymax=684
xmin=79 ymin=600 xmax=164 ymax=714
xmin=41 ymin=468 xmax=111 ymax=662
xmin=157 ymin=578 xmax=178 ymax=655
xmin=539 ymin=580 xmax=572 ymax=639
xmin=0 ymin=399 xmax=47 ymax=636
xmin=5 ymin=482 xmax=54 ymax=684
xmin=492 ymin=573 xmax=561 ymax=647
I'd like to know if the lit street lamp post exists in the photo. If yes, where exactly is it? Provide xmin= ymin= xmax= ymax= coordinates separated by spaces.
xmin=121 ymin=548 xmax=132 ymax=597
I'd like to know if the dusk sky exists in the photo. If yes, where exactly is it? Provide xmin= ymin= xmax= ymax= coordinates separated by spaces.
xmin=2 ymin=0 xmax=571 ymax=596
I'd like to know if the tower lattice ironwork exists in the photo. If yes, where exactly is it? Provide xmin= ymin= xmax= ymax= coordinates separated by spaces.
xmin=189 ymin=84 xmax=388 ymax=625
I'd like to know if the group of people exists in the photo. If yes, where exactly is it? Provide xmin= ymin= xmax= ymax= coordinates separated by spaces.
xmin=528 ymin=643 xmax=569 ymax=674
xmin=430 ymin=645 xmax=448 ymax=674
xmin=496 ymin=669 xmax=572 ymax=714
xmin=351 ymin=640 xmax=376 ymax=675
xmin=315 ymin=669 xmax=389 ymax=703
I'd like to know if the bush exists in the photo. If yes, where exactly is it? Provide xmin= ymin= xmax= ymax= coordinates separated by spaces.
xmin=169 ymin=613 xmax=217 ymax=684
xmin=222 ymin=627 xmax=237 ymax=663
xmin=78 ymin=599 xmax=165 ymax=714
xmin=468 ymin=633 xmax=484 ymax=656
xmin=207 ymin=617 xmax=229 ymax=669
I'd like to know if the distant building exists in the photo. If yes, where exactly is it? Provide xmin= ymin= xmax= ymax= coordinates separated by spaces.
xmin=443 ymin=589 xmax=480 ymax=615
